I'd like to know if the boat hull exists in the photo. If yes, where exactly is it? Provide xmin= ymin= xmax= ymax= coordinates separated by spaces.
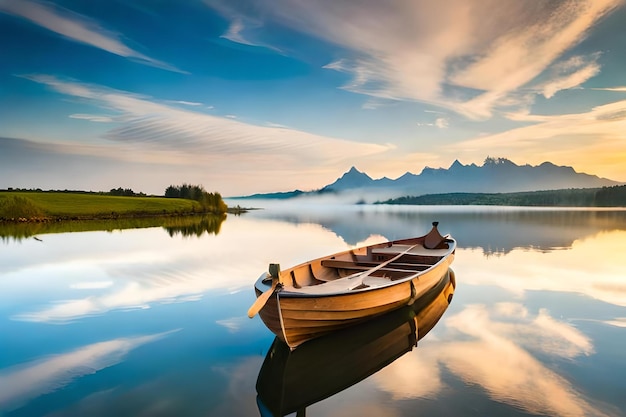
xmin=256 ymin=268 xmax=456 ymax=416
xmin=252 ymin=223 xmax=456 ymax=349
xmin=256 ymin=257 xmax=452 ymax=349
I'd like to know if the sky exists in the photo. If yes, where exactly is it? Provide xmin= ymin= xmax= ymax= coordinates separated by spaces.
xmin=1 ymin=0 xmax=626 ymax=196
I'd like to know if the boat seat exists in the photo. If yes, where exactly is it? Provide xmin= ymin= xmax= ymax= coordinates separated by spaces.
xmin=286 ymin=275 xmax=365 ymax=295
xmin=321 ymin=259 xmax=430 ymax=272
xmin=285 ymin=267 xmax=411 ymax=295
xmin=361 ymin=276 xmax=392 ymax=288
xmin=371 ymin=244 xmax=449 ymax=257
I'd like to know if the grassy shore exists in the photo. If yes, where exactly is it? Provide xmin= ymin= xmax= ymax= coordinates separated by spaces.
xmin=0 ymin=191 xmax=218 ymax=222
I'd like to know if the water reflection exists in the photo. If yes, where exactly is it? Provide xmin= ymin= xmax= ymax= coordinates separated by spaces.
xmin=2 ymin=217 xmax=350 ymax=324
xmin=1 ymin=206 xmax=625 ymax=416
xmin=162 ymin=214 xmax=225 ymax=237
xmin=235 ymin=201 xmax=626 ymax=253
xmin=454 ymin=229 xmax=626 ymax=307
xmin=256 ymin=269 xmax=455 ymax=417
xmin=0 ymin=330 xmax=178 ymax=413
xmin=0 ymin=214 xmax=226 ymax=242
xmin=414 ymin=303 xmax=614 ymax=417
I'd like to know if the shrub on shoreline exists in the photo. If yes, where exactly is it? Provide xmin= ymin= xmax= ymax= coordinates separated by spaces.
xmin=0 ymin=195 xmax=46 ymax=219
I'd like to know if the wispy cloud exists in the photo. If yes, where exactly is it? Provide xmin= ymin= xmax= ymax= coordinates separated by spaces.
xmin=417 ymin=117 xmax=448 ymax=128
xmin=206 ymin=0 xmax=622 ymax=119
xmin=167 ymin=100 xmax=204 ymax=106
xmin=206 ymin=0 xmax=281 ymax=52
xmin=69 ymin=113 xmax=114 ymax=123
xmin=20 ymin=74 xmax=390 ymax=193
xmin=70 ymin=280 xmax=114 ymax=289
xmin=536 ymin=55 xmax=601 ymax=99
xmin=37 ymin=75 xmax=388 ymax=157
xmin=0 ymin=0 xmax=186 ymax=73
xmin=446 ymin=98 xmax=626 ymax=180
xmin=221 ymin=18 xmax=258 ymax=46
xmin=590 ymin=86 xmax=626 ymax=92
xmin=447 ymin=0 xmax=620 ymax=118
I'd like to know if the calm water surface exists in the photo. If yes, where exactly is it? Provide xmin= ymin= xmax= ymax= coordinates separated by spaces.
xmin=1 ymin=204 xmax=626 ymax=417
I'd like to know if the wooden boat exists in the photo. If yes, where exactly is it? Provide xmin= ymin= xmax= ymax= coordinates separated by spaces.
xmin=256 ymin=268 xmax=456 ymax=417
xmin=248 ymin=221 xmax=456 ymax=349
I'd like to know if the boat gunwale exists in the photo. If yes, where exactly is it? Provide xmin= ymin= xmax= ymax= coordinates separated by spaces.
xmin=253 ymin=237 xmax=456 ymax=299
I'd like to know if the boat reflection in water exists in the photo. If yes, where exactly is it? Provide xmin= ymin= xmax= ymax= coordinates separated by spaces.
xmin=256 ymin=268 xmax=456 ymax=417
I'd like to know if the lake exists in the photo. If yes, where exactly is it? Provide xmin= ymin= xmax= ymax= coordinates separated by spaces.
xmin=1 ymin=203 xmax=625 ymax=417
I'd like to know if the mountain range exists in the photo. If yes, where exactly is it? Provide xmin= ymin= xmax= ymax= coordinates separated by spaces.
xmin=237 ymin=157 xmax=623 ymax=203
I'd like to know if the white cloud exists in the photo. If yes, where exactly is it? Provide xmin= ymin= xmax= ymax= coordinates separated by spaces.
xmin=206 ymin=0 xmax=282 ymax=52
xmin=0 ymin=0 xmax=185 ymax=73
xmin=206 ymin=0 xmax=622 ymax=119
xmin=220 ymin=17 xmax=268 ymax=49
xmin=538 ymin=55 xmax=601 ymax=98
xmin=221 ymin=18 xmax=248 ymax=44
xmin=590 ymin=86 xmax=626 ymax=92
xmin=167 ymin=100 xmax=203 ymax=106
xmin=69 ymin=113 xmax=114 ymax=123
xmin=24 ymin=75 xmax=390 ymax=174
xmin=446 ymin=99 xmax=626 ymax=181
xmin=416 ymin=117 xmax=448 ymax=129
xmin=70 ymin=281 xmax=114 ymax=289
xmin=435 ymin=117 xmax=449 ymax=129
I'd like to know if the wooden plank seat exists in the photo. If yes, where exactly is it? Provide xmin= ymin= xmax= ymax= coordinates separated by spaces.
xmin=321 ymin=259 xmax=430 ymax=272
xmin=361 ymin=276 xmax=393 ymax=287
xmin=287 ymin=274 xmax=367 ymax=294
xmin=371 ymin=244 xmax=450 ymax=257
xmin=287 ymin=271 xmax=396 ymax=295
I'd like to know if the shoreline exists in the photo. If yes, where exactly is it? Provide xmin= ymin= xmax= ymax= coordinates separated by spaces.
xmin=0 ymin=207 xmax=250 ymax=224
xmin=0 ymin=191 xmax=253 ymax=223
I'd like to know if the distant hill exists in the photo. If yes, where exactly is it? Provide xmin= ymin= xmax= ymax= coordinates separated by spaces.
xmin=236 ymin=157 xmax=623 ymax=203
xmin=379 ymin=186 xmax=626 ymax=207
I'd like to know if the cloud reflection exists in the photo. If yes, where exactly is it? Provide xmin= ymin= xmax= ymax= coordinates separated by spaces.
xmin=0 ymin=330 xmax=179 ymax=412
xmin=6 ymin=218 xmax=349 ymax=323
xmin=603 ymin=318 xmax=626 ymax=328
xmin=440 ymin=305 xmax=606 ymax=416
xmin=372 ymin=303 xmax=610 ymax=416
xmin=454 ymin=230 xmax=626 ymax=307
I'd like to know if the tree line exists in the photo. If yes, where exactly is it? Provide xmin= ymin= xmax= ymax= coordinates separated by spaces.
xmin=108 ymin=187 xmax=146 ymax=197
xmin=164 ymin=184 xmax=227 ymax=214
xmin=378 ymin=185 xmax=626 ymax=207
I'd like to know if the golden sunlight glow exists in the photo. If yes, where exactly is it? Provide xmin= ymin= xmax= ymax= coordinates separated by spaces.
xmin=453 ymin=230 xmax=626 ymax=307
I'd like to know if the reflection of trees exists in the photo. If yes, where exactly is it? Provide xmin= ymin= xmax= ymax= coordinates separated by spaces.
xmin=246 ymin=207 xmax=626 ymax=253
xmin=0 ymin=214 xmax=225 ymax=241
xmin=162 ymin=214 xmax=226 ymax=237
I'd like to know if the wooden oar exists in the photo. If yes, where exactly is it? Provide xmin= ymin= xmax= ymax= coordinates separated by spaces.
xmin=352 ymin=243 xmax=419 ymax=280
xmin=247 ymin=277 xmax=278 ymax=318
xmin=247 ymin=264 xmax=281 ymax=318
xmin=247 ymin=244 xmax=418 ymax=317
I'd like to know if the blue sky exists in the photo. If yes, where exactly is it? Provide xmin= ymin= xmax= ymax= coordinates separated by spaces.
xmin=1 ymin=0 xmax=626 ymax=195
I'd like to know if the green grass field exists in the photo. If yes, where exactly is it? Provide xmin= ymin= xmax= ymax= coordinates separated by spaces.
xmin=0 ymin=192 xmax=205 ymax=220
